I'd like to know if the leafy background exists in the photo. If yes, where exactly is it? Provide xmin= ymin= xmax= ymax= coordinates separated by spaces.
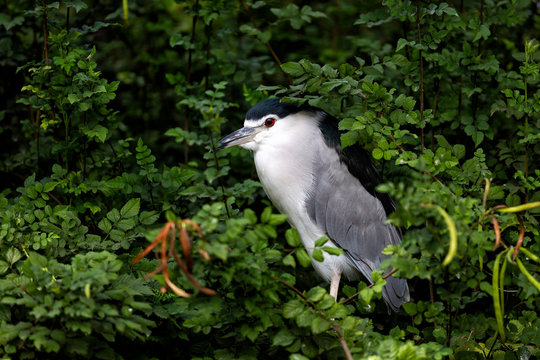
xmin=1 ymin=0 xmax=539 ymax=359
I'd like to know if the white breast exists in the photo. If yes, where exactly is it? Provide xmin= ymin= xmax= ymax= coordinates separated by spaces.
xmin=251 ymin=112 xmax=358 ymax=282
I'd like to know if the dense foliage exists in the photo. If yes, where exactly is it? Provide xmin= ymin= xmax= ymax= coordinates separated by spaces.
xmin=1 ymin=0 xmax=539 ymax=359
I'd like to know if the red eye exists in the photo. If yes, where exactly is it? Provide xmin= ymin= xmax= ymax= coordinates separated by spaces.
xmin=265 ymin=118 xmax=276 ymax=127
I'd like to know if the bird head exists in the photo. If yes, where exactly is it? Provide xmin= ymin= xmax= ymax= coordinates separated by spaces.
xmin=217 ymin=98 xmax=311 ymax=152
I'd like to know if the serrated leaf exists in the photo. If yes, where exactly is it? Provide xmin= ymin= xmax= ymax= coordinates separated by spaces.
xmin=120 ymin=198 xmax=140 ymax=218
xmin=283 ymin=299 xmax=304 ymax=319
xmin=98 ymin=218 xmax=112 ymax=233
xmin=43 ymin=181 xmax=57 ymax=192
xmin=140 ymin=211 xmax=159 ymax=225
xmin=6 ymin=248 xmax=22 ymax=265
xmin=341 ymin=131 xmax=359 ymax=148
xmin=296 ymin=309 xmax=314 ymax=327
xmin=281 ymin=62 xmax=305 ymax=77
xmin=311 ymin=317 xmax=330 ymax=334
xmin=117 ymin=219 xmax=136 ymax=231
xmin=67 ymin=93 xmax=80 ymax=104
xmin=107 ymin=208 xmax=121 ymax=222
xmin=85 ymin=124 xmax=108 ymax=143
xmin=306 ymin=286 xmax=326 ymax=302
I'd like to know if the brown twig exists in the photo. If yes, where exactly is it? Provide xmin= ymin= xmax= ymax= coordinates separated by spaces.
xmin=239 ymin=0 xmax=292 ymax=84
xmin=47 ymin=191 xmax=62 ymax=205
xmin=333 ymin=322 xmax=354 ymax=360
xmin=265 ymin=271 xmax=306 ymax=300
xmin=389 ymin=133 xmax=406 ymax=153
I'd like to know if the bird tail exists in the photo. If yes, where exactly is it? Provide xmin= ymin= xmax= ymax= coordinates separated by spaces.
xmin=382 ymin=275 xmax=410 ymax=312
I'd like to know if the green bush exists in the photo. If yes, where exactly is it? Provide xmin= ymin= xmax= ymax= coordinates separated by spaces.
xmin=0 ymin=1 xmax=538 ymax=359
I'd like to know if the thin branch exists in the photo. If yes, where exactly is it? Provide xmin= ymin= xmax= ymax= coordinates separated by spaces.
xmin=47 ymin=192 xmax=62 ymax=205
xmin=239 ymin=0 xmax=292 ymax=84
xmin=333 ymin=323 xmax=354 ymax=360
xmin=389 ymin=133 xmax=406 ymax=153
xmin=263 ymin=269 xmax=353 ymax=360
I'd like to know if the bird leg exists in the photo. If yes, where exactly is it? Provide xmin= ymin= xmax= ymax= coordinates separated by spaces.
xmin=330 ymin=270 xmax=341 ymax=301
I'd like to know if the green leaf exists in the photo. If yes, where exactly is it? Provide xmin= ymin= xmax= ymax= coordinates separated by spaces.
xmin=283 ymin=254 xmax=296 ymax=268
xmin=402 ymin=302 xmax=417 ymax=316
xmin=97 ymin=218 xmax=112 ymax=234
xmin=281 ymin=62 xmax=305 ymax=77
xmin=306 ymin=286 xmax=326 ymax=302
xmin=140 ymin=211 xmax=159 ymax=225
xmin=311 ymin=317 xmax=330 ymax=334
xmin=473 ymin=24 xmax=491 ymax=42
xmin=0 ymin=260 xmax=9 ymax=274
xmin=283 ymin=299 xmax=304 ymax=319
xmin=285 ymin=228 xmax=301 ymax=247
xmin=341 ymin=131 xmax=359 ymax=148
xmin=312 ymin=248 xmax=324 ymax=262
xmin=261 ymin=207 xmax=272 ymax=223
xmin=6 ymin=248 xmax=22 ymax=265
xmin=107 ymin=208 xmax=121 ymax=222
xmin=396 ymin=38 xmax=409 ymax=51
xmin=322 ymin=246 xmax=343 ymax=256
xmin=314 ymin=236 xmax=329 ymax=247
xmin=43 ymin=181 xmax=58 ymax=192
xmin=120 ymin=198 xmax=140 ymax=218
xmin=67 ymin=93 xmax=80 ymax=104
xmin=372 ymin=148 xmax=384 ymax=160
xmin=453 ymin=144 xmax=466 ymax=159
xmin=0 ymin=14 xmax=24 ymax=30
xmin=296 ymin=249 xmax=312 ymax=267
xmin=272 ymin=329 xmax=295 ymax=347
xmin=117 ymin=219 xmax=136 ymax=231
xmin=85 ymin=124 xmax=108 ymax=143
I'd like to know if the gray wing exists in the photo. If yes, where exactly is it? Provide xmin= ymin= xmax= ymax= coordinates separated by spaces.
xmin=306 ymin=150 xmax=409 ymax=311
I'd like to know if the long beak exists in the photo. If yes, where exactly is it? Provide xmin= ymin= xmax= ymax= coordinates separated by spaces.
xmin=217 ymin=127 xmax=258 ymax=150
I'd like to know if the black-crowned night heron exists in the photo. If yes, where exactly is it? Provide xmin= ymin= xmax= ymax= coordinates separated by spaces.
xmin=217 ymin=98 xmax=409 ymax=311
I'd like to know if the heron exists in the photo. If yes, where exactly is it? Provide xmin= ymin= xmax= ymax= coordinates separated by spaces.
xmin=217 ymin=98 xmax=409 ymax=311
